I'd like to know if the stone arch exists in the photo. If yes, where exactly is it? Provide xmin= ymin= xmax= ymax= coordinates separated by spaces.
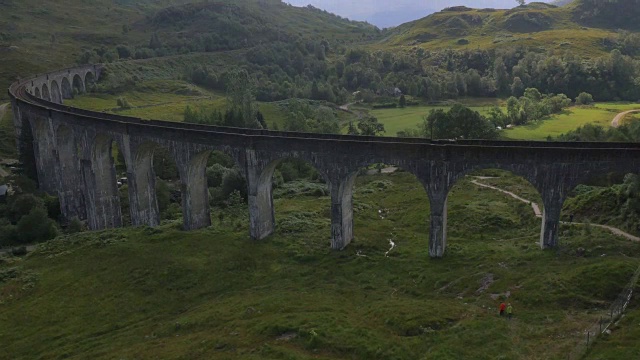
xmin=72 ymin=74 xmax=85 ymax=94
xmin=50 ymin=80 xmax=62 ymax=104
xmin=182 ymin=150 xmax=213 ymax=230
xmin=84 ymin=71 xmax=96 ymax=91
xmin=443 ymin=163 xmax=553 ymax=256
xmin=61 ymin=77 xmax=73 ymax=99
xmin=339 ymin=162 xmax=430 ymax=251
xmin=41 ymin=83 xmax=51 ymax=101
xmin=88 ymin=134 xmax=123 ymax=230
xmin=250 ymin=156 xmax=329 ymax=241
xmin=34 ymin=87 xmax=41 ymax=98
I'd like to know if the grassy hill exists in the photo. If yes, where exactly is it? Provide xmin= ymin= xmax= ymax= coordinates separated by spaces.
xmin=379 ymin=2 xmax=617 ymax=57
xmin=0 ymin=0 xmax=379 ymax=100
xmin=2 ymin=171 xmax=640 ymax=359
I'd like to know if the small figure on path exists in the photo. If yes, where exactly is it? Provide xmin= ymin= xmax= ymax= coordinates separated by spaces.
xmin=499 ymin=302 xmax=506 ymax=316
xmin=569 ymin=214 xmax=574 ymax=223
xmin=506 ymin=303 xmax=513 ymax=320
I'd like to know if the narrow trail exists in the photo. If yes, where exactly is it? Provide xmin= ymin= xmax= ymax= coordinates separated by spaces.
xmin=471 ymin=178 xmax=640 ymax=242
xmin=611 ymin=109 xmax=640 ymax=128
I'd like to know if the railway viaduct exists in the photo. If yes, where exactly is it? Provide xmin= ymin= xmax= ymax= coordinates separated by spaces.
xmin=8 ymin=65 xmax=640 ymax=258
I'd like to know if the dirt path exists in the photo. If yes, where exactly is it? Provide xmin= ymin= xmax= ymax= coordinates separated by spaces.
xmin=471 ymin=177 xmax=640 ymax=242
xmin=612 ymin=109 xmax=640 ymax=128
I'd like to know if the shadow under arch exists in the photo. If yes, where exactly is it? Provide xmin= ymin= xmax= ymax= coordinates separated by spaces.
xmin=61 ymin=77 xmax=72 ymax=99
xmin=41 ymin=83 xmax=51 ymax=101
xmin=445 ymin=165 xmax=548 ymax=254
xmin=34 ymin=87 xmax=41 ymax=98
xmin=250 ymin=157 xmax=330 ymax=242
xmin=181 ymin=148 xmax=244 ymax=231
xmin=85 ymin=71 xmax=96 ymax=90
xmin=55 ymin=124 xmax=85 ymax=220
xmin=88 ymin=134 xmax=123 ymax=230
xmin=72 ymin=73 xmax=85 ymax=94
xmin=50 ymin=80 xmax=62 ymax=104
xmin=341 ymin=163 xmax=431 ymax=253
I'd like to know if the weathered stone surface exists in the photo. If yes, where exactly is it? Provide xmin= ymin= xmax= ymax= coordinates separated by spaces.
xmin=9 ymin=65 xmax=640 ymax=258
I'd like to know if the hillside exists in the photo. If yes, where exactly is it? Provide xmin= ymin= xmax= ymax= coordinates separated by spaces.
xmin=0 ymin=0 xmax=379 ymax=100
xmin=2 ymin=172 xmax=640 ymax=359
xmin=380 ymin=2 xmax=617 ymax=57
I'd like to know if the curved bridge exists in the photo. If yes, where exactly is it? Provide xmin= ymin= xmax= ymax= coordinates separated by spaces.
xmin=8 ymin=65 xmax=640 ymax=258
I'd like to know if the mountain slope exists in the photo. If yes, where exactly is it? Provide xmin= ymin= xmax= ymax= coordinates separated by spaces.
xmin=378 ymin=2 xmax=618 ymax=58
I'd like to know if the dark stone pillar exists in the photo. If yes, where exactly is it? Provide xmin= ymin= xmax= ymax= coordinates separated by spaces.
xmin=127 ymin=142 xmax=160 ymax=227
xmin=429 ymin=195 xmax=448 ymax=258
xmin=246 ymin=152 xmax=276 ymax=240
xmin=540 ymin=197 xmax=564 ymax=249
xmin=87 ymin=136 xmax=122 ymax=230
xmin=54 ymin=126 xmax=86 ymax=221
xmin=330 ymin=174 xmax=355 ymax=250
xmin=30 ymin=115 xmax=58 ymax=194
xmin=179 ymin=154 xmax=211 ymax=231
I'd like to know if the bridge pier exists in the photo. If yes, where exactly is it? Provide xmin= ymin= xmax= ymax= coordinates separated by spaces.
xmin=127 ymin=141 xmax=160 ymax=228
xmin=330 ymin=174 xmax=355 ymax=250
xmin=29 ymin=114 xmax=58 ymax=194
xmin=54 ymin=125 xmax=86 ymax=221
xmin=429 ymin=196 xmax=448 ymax=258
xmin=247 ymin=157 xmax=277 ymax=240
xmin=179 ymin=153 xmax=211 ymax=231
xmin=86 ymin=135 xmax=122 ymax=230
xmin=540 ymin=197 xmax=564 ymax=249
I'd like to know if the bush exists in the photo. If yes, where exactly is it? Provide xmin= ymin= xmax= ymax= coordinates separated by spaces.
xmin=117 ymin=97 xmax=132 ymax=109
xmin=206 ymin=164 xmax=228 ymax=187
xmin=16 ymin=208 xmax=58 ymax=244
xmin=221 ymin=169 xmax=247 ymax=200
xmin=575 ymin=92 xmax=594 ymax=105
xmin=10 ymin=194 xmax=45 ymax=222
xmin=67 ymin=217 xmax=83 ymax=234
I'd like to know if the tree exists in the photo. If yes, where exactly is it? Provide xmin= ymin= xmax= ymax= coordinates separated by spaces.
xmin=357 ymin=115 xmax=385 ymax=136
xmin=226 ymin=69 xmax=260 ymax=128
xmin=511 ymin=77 xmax=525 ymax=97
xmin=424 ymin=104 xmax=498 ymax=140
xmin=516 ymin=0 xmax=526 ymax=5
xmin=576 ymin=92 xmax=594 ymax=105
xmin=506 ymin=96 xmax=522 ymax=125
xmin=16 ymin=208 xmax=58 ymax=244
xmin=398 ymin=95 xmax=407 ymax=108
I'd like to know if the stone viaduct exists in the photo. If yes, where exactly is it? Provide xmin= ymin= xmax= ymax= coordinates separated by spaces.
xmin=8 ymin=65 xmax=640 ymax=258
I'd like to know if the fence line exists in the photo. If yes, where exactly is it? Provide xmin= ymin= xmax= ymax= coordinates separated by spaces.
xmin=567 ymin=264 xmax=640 ymax=360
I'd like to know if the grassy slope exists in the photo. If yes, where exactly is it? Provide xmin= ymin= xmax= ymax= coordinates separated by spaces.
xmin=0 ymin=103 xmax=16 ymax=160
xmin=379 ymin=3 xmax=616 ymax=57
xmin=1 ymin=172 xmax=640 ymax=359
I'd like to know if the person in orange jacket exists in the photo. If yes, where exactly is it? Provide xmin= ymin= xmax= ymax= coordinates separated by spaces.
xmin=499 ymin=302 xmax=506 ymax=316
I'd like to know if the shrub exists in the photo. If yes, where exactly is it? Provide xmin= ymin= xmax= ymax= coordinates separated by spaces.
xmin=67 ymin=217 xmax=83 ymax=234
xmin=16 ymin=208 xmax=58 ymax=244
xmin=10 ymin=194 xmax=45 ymax=222
xmin=221 ymin=169 xmax=247 ymax=200
xmin=575 ymin=92 xmax=594 ymax=105
xmin=206 ymin=164 xmax=228 ymax=187
xmin=457 ymin=38 xmax=470 ymax=45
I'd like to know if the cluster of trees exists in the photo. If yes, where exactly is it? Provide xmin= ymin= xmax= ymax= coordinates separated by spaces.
xmin=493 ymin=88 xmax=573 ymax=126
xmin=0 ymin=176 xmax=62 ymax=247
xmin=557 ymin=121 xmax=640 ymax=142
xmin=281 ymin=99 xmax=339 ymax=133
xmin=419 ymin=104 xmax=498 ymax=140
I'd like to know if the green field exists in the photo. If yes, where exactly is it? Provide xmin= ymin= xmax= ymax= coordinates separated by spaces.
xmin=2 ymin=171 xmax=639 ymax=359
xmin=368 ymin=102 xmax=640 ymax=140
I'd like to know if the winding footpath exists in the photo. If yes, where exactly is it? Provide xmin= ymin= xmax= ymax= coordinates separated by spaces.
xmin=611 ymin=109 xmax=640 ymax=128
xmin=471 ymin=178 xmax=640 ymax=242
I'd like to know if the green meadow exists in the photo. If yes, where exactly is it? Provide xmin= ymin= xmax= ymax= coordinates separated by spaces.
xmin=2 ymin=171 xmax=639 ymax=359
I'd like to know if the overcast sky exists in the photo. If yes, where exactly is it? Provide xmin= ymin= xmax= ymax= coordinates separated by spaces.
xmin=285 ymin=0 xmax=553 ymax=28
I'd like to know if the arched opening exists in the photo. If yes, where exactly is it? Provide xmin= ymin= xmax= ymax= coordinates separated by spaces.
xmin=181 ymin=150 xmax=246 ymax=231
xmin=72 ymin=74 xmax=85 ymax=94
xmin=344 ymin=164 xmax=430 ymax=257
xmin=153 ymin=146 xmax=181 ymax=224
xmin=55 ymin=125 xmax=85 ymax=221
xmin=34 ymin=87 xmax=41 ymax=98
xmin=41 ymin=83 xmax=51 ymax=101
xmin=61 ymin=77 xmax=73 ymax=99
xmin=446 ymin=168 xmax=545 ymax=256
xmin=252 ymin=158 xmax=330 ymax=249
xmin=50 ymin=80 xmax=62 ymax=104
xmin=84 ymin=71 xmax=96 ymax=92
xmin=88 ymin=135 xmax=124 ymax=230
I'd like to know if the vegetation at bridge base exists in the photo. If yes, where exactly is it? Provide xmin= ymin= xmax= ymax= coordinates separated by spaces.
xmin=1 ymin=171 xmax=640 ymax=359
